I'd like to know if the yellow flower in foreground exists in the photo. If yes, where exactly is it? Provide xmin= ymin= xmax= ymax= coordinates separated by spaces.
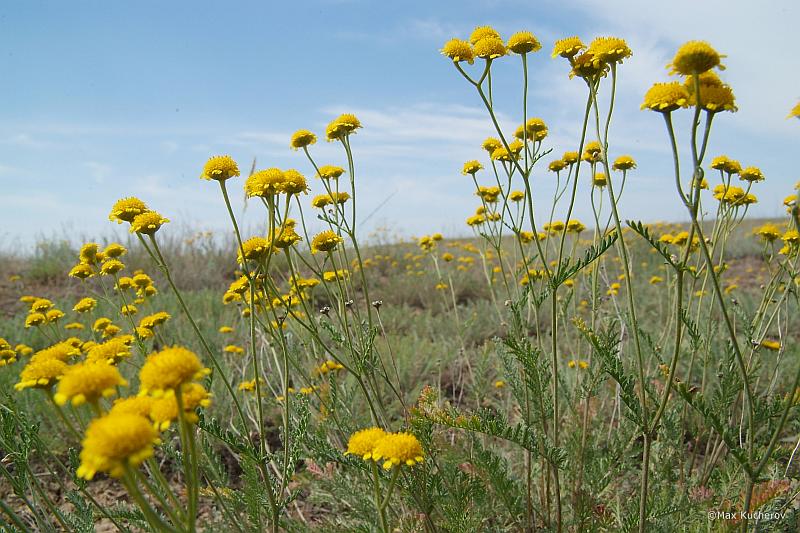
xmin=346 ymin=427 xmax=387 ymax=460
xmin=130 ymin=211 xmax=169 ymax=235
xmin=109 ymin=395 xmax=155 ymax=418
xmin=668 ymin=41 xmax=725 ymax=76
xmin=326 ymin=113 xmax=362 ymax=141
xmin=100 ymin=259 xmax=125 ymax=275
xmin=739 ymin=167 xmax=764 ymax=183
xmin=76 ymin=412 xmax=160 ymax=480
xmin=473 ymin=37 xmax=506 ymax=59
xmin=317 ymin=165 xmax=345 ymax=180
xmin=372 ymin=432 xmax=425 ymax=469
xmin=103 ymin=243 xmax=127 ymax=258
xmin=612 ymin=155 xmax=636 ymax=171
xmin=311 ymin=230 xmax=344 ymax=253
xmin=86 ymin=338 xmax=131 ymax=365
xmin=507 ymin=31 xmax=541 ymax=54
xmin=25 ymin=313 xmax=46 ymax=328
xmin=54 ymin=362 xmax=127 ymax=406
xmin=237 ymin=236 xmax=271 ymax=263
xmin=290 ymin=129 xmax=317 ymax=150
xmin=754 ymin=223 xmax=781 ymax=242
xmin=469 ymin=25 xmax=500 ymax=45
xmin=69 ymin=263 xmax=95 ymax=279
xmin=552 ymin=36 xmax=585 ymax=58
xmin=109 ymin=197 xmax=148 ymax=224
xmin=15 ymin=357 xmax=68 ymax=391
xmin=200 ymin=155 xmax=240 ymax=181
xmin=441 ymin=38 xmax=474 ymax=64
xmin=462 ymin=160 xmax=483 ymax=175
xmin=588 ymin=36 xmax=632 ymax=65
xmin=246 ymin=168 xmax=286 ymax=197
xmin=641 ymin=82 xmax=689 ymax=113
xmin=149 ymin=383 xmax=212 ymax=430
xmin=139 ymin=346 xmax=210 ymax=396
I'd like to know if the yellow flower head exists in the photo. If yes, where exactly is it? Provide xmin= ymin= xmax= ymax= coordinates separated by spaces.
xmin=45 ymin=309 xmax=65 ymax=322
xmin=326 ymin=113 xmax=362 ymax=141
xmin=100 ymin=259 xmax=125 ymax=276
xmin=507 ymin=31 xmax=541 ymax=55
xmin=317 ymin=165 xmax=346 ymax=180
xmin=290 ymin=129 xmax=317 ymax=150
xmin=311 ymin=194 xmax=332 ymax=209
xmin=69 ymin=262 xmax=96 ymax=280
xmin=311 ymin=230 xmax=344 ymax=254
xmin=31 ymin=297 xmax=53 ymax=312
xmin=552 ymin=36 xmax=585 ymax=58
xmin=109 ymin=197 xmax=148 ymax=224
xmin=754 ymin=223 xmax=781 ymax=242
xmin=562 ymin=151 xmax=579 ymax=164
xmin=15 ymin=357 xmax=68 ymax=391
xmin=282 ymin=169 xmax=309 ymax=195
xmin=345 ymin=427 xmax=387 ymax=460
xmin=103 ymin=243 xmax=127 ymax=258
xmin=237 ymin=236 xmax=271 ymax=264
xmin=201 ymin=155 xmax=240 ymax=181
xmin=110 ymin=395 xmax=155 ymax=418
xmin=473 ymin=37 xmax=507 ymax=59
xmin=570 ymin=52 xmax=608 ymax=79
xmin=79 ymin=243 xmax=101 ymax=264
xmin=612 ymin=155 xmax=636 ymax=171
xmin=710 ymin=155 xmax=741 ymax=174
xmin=641 ymin=82 xmax=689 ymax=113
xmin=138 ymin=311 xmax=171 ymax=330
xmin=25 ymin=312 xmax=46 ymax=328
xmin=739 ymin=167 xmax=764 ymax=182
xmin=548 ymin=159 xmax=567 ymax=172
xmin=31 ymin=340 xmax=81 ymax=363
xmin=54 ymin=362 xmax=127 ymax=406
xmin=139 ymin=346 xmax=210 ymax=396
xmin=788 ymin=101 xmax=800 ymax=119
xmin=482 ymin=137 xmax=502 ymax=153
xmin=245 ymin=168 xmax=286 ymax=197
xmin=76 ymin=413 xmax=160 ymax=480
xmin=149 ymin=383 xmax=211 ymax=430
xmin=588 ymin=36 xmax=632 ymax=65
xmin=509 ymin=190 xmax=525 ymax=202
xmin=441 ymin=38 xmax=474 ymax=64
xmin=86 ymin=337 xmax=131 ymax=365
xmin=130 ymin=211 xmax=169 ymax=235
xmin=0 ymin=340 xmax=16 ymax=367
xmin=469 ymin=25 xmax=500 ymax=45
xmin=668 ymin=41 xmax=725 ymax=76
xmin=372 ymin=431 xmax=425 ymax=469
xmin=567 ymin=219 xmax=586 ymax=233
xmin=462 ymin=160 xmax=483 ymax=175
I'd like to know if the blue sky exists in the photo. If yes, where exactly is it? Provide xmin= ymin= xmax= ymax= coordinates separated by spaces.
xmin=1 ymin=0 xmax=798 ymax=250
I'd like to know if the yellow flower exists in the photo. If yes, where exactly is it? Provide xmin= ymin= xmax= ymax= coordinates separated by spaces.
xmin=25 ymin=313 xmax=46 ymax=328
xmin=441 ymin=38 xmax=474 ymax=64
xmin=473 ymin=37 xmax=506 ymax=59
xmin=612 ymin=155 xmax=636 ymax=171
xmin=76 ymin=412 xmax=160 ymax=480
xmin=54 ymin=362 xmax=127 ymax=406
xmin=31 ymin=340 xmax=81 ymax=363
xmin=149 ymin=383 xmax=211 ymax=430
xmin=223 ymin=345 xmax=244 ymax=355
xmin=237 ymin=236 xmax=271 ymax=263
xmin=710 ymin=155 xmax=741 ymax=175
xmin=481 ymin=137 xmax=502 ymax=153
xmin=31 ymin=297 xmax=53 ymax=312
xmin=739 ymin=167 xmax=764 ymax=182
xmin=570 ymin=52 xmax=608 ymax=79
xmin=138 ymin=311 xmax=171 ymax=330
xmin=93 ymin=317 xmax=112 ymax=331
xmin=566 ymin=219 xmax=586 ymax=233
xmin=311 ymin=194 xmax=332 ymax=209
xmin=15 ymin=357 xmax=68 ymax=391
xmin=326 ymin=113 xmax=362 ymax=141
xmin=372 ymin=432 xmax=424 ymax=469
xmin=109 ymin=197 xmax=148 ymax=224
xmin=86 ymin=338 xmax=131 ymax=365
xmin=282 ymin=169 xmax=309 ymax=195
xmin=507 ymin=31 xmax=541 ymax=55
xmin=245 ymin=168 xmax=286 ymax=197
xmin=311 ymin=230 xmax=344 ymax=253
xmin=469 ymin=26 xmax=500 ymax=45
xmin=200 ymin=155 xmax=240 ymax=181
xmin=548 ymin=159 xmax=567 ymax=172
xmin=668 ymin=41 xmax=725 ymax=76
xmin=317 ymin=165 xmax=345 ymax=180
xmin=641 ymin=82 xmax=689 ymax=113
xmin=509 ymin=190 xmax=525 ymax=202
xmin=290 ymin=129 xmax=317 ymax=150
xmin=238 ymin=379 xmax=263 ymax=393
xmin=588 ymin=37 xmax=632 ymax=65
xmin=323 ymin=269 xmax=349 ymax=282
xmin=69 ymin=263 xmax=95 ymax=279
xmin=562 ymin=151 xmax=579 ymax=164
xmin=130 ymin=211 xmax=169 ymax=235
xmin=754 ymin=223 xmax=781 ymax=242
xmin=788 ymin=101 xmax=800 ymax=119
xmin=592 ymin=173 xmax=608 ymax=188
xmin=45 ymin=309 xmax=65 ymax=322
xmin=552 ymin=36 xmax=585 ymax=58
xmin=494 ymin=380 xmax=505 ymax=388
xmin=103 ymin=243 xmax=127 ymax=258
xmin=345 ymin=427 xmax=388 ymax=460
xmin=139 ymin=346 xmax=210 ymax=396
xmin=0 ymin=339 xmax=17 ymax=367
xmin=693 ymin=83 xmax=737 ymax=113
xmin=760 ymin=339 xmax=781 ymax=351
xmin=649 ymin=276 xmax=663 ymax=285
xmin=100 ymin=259 xmax=125 ymax=275
xmin=462 ymin=160 xmax=483 ymax=175
xmin=109 ymin=396 xmax=155 ymax=418
xmin=120 ymin=304 xmax=138 ymax=316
